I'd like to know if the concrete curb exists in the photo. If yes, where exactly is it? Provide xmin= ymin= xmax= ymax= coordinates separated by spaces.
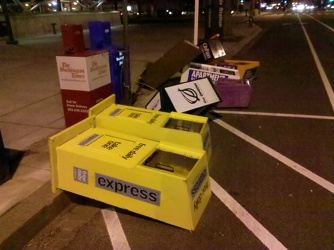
xmin=0 ymin=181 xmax=85 ymax=249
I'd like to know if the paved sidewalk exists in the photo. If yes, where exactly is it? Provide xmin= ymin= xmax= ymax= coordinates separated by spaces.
xmin=0 ymin=14 xmax=261 ymax=247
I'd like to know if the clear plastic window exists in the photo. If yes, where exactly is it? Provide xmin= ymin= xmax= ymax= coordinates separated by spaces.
xmin=143 ymin=150 xmax=197 ymax=176
xmin=163 ymin=118 xmax=203 ymax=133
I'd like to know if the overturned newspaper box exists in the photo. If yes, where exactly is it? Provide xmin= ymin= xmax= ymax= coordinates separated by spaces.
xmin=89 ymin=95 xmax=212 ymax=160
xmin=147 ymin=78 xmax=221 ymax=114
xmin=199 ymin=36 xmax=226 ymax=63
xmin=49 ymin=116 xmax=211 ymax=230
xmin=218 ymin=60 xmax=260 ymax=81
xmin=180 ymin=62 xmax=240 ymax=84
xmin=215 ymin=79 xmax=252 ymax=108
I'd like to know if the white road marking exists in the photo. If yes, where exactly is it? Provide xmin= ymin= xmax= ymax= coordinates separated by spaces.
xmin=100 ymin=182 xmax=287 ymax=250
xmin=307 ymin=14 xmax=334 ymax=32
xmin=213 ymin=110 xmax=334 ymax=120
xmin=211 ymin=117 xmax=334 ymax=194
xmin=101 ymin=207 xmax=131 ymax=250
xmin=210 ymin=177 xmax=288 ymax=250
xmin=298 ymin=14 xmax=334 ymax=112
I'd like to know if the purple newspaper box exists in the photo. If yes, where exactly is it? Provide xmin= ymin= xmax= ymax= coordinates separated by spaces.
xmin=215 ymin=79 xmax=252 ymax=108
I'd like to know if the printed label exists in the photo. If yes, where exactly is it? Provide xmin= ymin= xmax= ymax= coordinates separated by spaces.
xmin=147 ymin=114 xmax=161 ymax=124
xmin=122 ymin=143 xmax=146 ymax=160
xmin=74 ymin=167 xmax=88 ymax=184
xmin=187 ymin=68 xmax=240 ymax=83
xmin=56 ymin=53 xmax=111 ymax=91
xmin=59 ymin=62 xmax=85 ymax=80
xmin=66 ymin=99 xmax=88 ymax=113
xmin=109 ymin=108 xmax=122 ymax=116
xmin=79 ymin=134 xmax=99 ymax=146
xmin=193 ymin=180 xmax=209 ymax=211
xmin=128 ymin=112 xmax=142 ymax=119
xmin=96 ymin=173 xmax=161 ymax=206
xmin=191 ymin=168 xmax=208 ymax=199
xmin=200 ymin=42 xmax=212 ymax=60
xmin=101 ymin=140 xmax=121 ymax=150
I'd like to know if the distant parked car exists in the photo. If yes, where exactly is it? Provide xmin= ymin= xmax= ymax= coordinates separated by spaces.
xmin=291 ymin=2 xmax=316 ymax=12
xmin=326 ymin=3 xmax=334 ymax=10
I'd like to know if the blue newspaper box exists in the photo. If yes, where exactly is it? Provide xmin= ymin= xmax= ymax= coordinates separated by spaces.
xmin=106 ymin=45 xmax=128 ymax=104
xmin=88 ymin=21 xmax=112 ymax=50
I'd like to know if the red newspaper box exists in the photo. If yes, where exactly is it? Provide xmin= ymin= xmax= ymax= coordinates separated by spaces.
xmin=61 ymin=24 xmax=86 ymax=54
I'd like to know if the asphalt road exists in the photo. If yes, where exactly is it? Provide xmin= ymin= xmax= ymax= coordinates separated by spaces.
xmin=208 ymin=12 xmax=334 ymax=250
xmin=24 ymin=12 xmax=334 ymax=250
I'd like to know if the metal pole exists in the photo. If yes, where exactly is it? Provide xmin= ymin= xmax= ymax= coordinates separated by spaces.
xmin=122 ymin=0 xmax=132 ymax=105
xmin=194 ymin=0 xmax=199 ymax=45
xmin=1 ymin=0 xmax=18 ymax=44
xmin=57 ymin=0 xmax=62 ymax=11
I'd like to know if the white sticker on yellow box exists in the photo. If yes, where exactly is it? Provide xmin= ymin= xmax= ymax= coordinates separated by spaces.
xmin=74 ymin=167 xmax=89 ymax=184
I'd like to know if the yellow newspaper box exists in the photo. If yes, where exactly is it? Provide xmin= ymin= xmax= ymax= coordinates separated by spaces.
xmin=89 ymin=95 xmax=212 ymax=160
xmin=49 ymin=116 xmax=211 ymax=230
xmin=223 ymin=59 xmax=260 ymax=81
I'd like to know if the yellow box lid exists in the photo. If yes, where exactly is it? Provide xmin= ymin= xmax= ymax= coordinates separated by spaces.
xmin=58 ymin=127 xmax=159 ymax=168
